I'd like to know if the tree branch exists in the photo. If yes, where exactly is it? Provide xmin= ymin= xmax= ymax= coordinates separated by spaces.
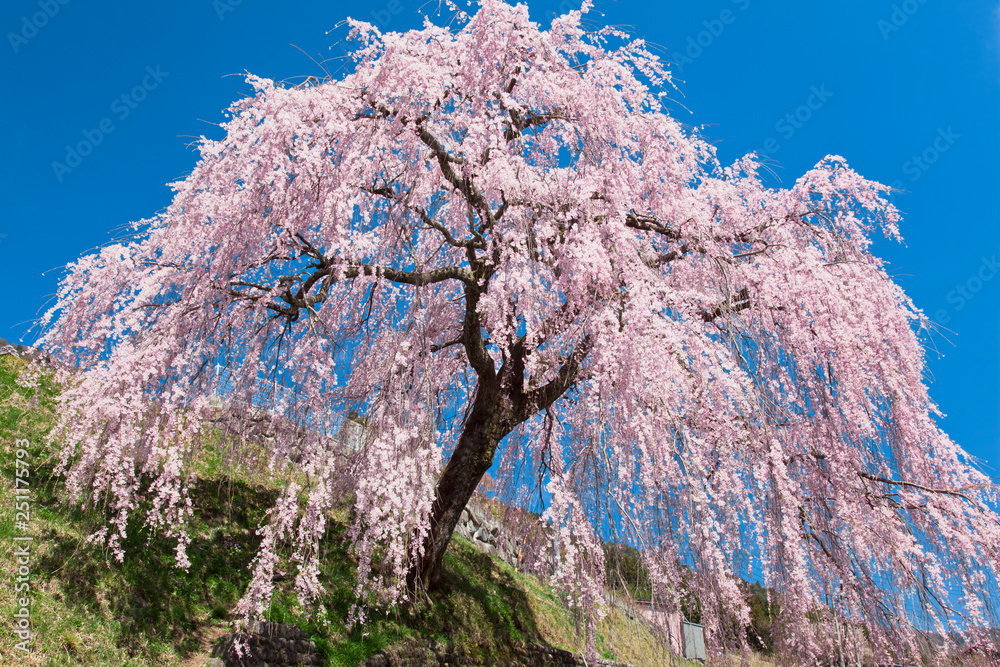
xmin=641 ymin=243 xmax=697 ymax=268
xmin=362 ymin=184 xmax=485 ymax=250
xmin=431 ymin=337 xmax=464 ymax=353
xmin=518 ymin=334 xmax=593 ymax=420
xmin=243 ymin=261 xmax=473 ymax=321
xmin=504 ymin=109 xmax=570 ymax=143
xmin=461 ymin=284 xmax=496 ymax=381
xmin=858 ymin=472 xmax=977 ymax=505
xmin=700 ymin=287 xmax=751 ymax=322
xmin=624 ymin=211 xmax=683 ymax=240
xmin=414 ymin=121 xmax=498 ymax=233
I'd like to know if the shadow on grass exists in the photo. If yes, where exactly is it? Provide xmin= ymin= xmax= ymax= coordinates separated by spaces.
xmin=0 ymin=355 xmax=554 ymax=666
xmin=26 ymin=464 xmax=553 ymax=666
xmin=33 ymin=474 xmax=278 ymax=658
xmin=270 ymin=531 xmax=551 ymax=666
xmin=412 ymin=541 xmax=545 ymax=662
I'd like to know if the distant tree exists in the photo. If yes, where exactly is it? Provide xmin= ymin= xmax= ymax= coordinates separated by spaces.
xmin=604 ymin=542 xmax=651 ymax=600
xmin=40 ymin=0 xmax=1000 ymax=661
xmin=745 ymin=581 xmax=776 ymax=654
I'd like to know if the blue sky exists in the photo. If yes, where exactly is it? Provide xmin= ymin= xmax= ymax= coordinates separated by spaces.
xmin=1 ymin=0 xmax=998 ymax=472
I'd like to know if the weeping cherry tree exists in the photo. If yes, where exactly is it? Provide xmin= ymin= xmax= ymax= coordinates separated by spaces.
xmin=39 ymin=1 xmax=1000 ymax=661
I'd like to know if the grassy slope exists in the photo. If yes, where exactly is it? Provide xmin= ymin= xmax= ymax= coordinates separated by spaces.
xmin=0 ymin=355 xmax=689 ymax=667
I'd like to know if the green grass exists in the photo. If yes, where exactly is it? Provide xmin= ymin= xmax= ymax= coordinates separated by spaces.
xmin=0 ymin=354 xmax=680 ymax=666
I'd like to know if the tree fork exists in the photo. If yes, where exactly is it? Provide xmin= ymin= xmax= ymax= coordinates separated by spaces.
xmin=408 ymin=335 xmax=590 ymax=591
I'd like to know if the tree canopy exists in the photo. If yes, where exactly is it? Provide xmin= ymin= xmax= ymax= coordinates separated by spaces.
xmin=40 ymin=0 xmax=999 ymax=661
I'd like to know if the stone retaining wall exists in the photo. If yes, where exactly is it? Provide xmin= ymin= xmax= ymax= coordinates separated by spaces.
xmin=453 ymin=501 xmax=556 ymax=577
xmin=453 ymin=502 xmax=519 ymax=567
xmin=211 ymin=622 xmax=320 ymax=666
xmin=364 ymin=640 xmax=636 ymax=667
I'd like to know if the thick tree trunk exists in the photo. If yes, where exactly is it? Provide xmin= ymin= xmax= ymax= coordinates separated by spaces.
xmin=407 ymin=328 xmax=589 ymax=591
xmin=408 ymin=387 xmax=507 ymax=591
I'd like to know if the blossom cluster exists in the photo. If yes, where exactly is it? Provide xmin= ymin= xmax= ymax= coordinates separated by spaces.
xmin=37 ymin=0 xmax=999 ymax=661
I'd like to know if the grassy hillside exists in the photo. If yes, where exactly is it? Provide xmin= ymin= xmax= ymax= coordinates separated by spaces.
xmin=0 ymin=353 xmax=686 ymax=667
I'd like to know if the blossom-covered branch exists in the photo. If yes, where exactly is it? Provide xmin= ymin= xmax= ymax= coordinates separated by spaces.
xmin=37 ymin=1 xmax=1000 ymax=662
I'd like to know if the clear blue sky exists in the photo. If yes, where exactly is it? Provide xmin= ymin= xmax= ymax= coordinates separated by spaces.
xmin=1 ymin=0 xmax=998 ymax=472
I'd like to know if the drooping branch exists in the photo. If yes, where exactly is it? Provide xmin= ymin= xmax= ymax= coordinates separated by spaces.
xmin=415 ymin=121 xmax=498 ymax=233
xmin=362 ymin=184 xmax=485 ymax=250
xmin=701 ymin=287 xmax=752 ymax=322
xmin=858 ymin=472 xmax=981 ymax=506
xmin=229 ymin=260 xmax=473 ymax=320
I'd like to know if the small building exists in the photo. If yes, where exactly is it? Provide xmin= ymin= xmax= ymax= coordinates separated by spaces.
xmin=627 ymin=599 xmax=706 ymax=663
xmin=682 ymin=621 xmax=706 ymax=662
xmin=338 ymin=418 xmax=366 ymax=451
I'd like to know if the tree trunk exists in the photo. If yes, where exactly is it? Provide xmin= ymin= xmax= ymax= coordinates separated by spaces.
xmin=407 ymin=331 xmax=588 ymax=591
xmin=408 ymin=386 xmax=506 ymax=590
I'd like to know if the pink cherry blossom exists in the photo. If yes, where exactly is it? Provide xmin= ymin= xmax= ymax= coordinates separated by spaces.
xmin=39 ymin=1 xmax=999 ymax=661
